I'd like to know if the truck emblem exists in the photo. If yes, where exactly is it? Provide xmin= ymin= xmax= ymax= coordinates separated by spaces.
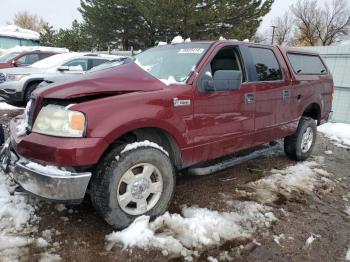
xmin=173 ymin=98 xmax=191 ymax=107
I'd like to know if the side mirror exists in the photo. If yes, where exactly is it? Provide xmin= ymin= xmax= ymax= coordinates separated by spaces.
xmin=57 ymin=66 xmax=70 ymax=72
xmin=212 ymin=70 xmax=241 ymax=91
xmin=11 ymin=60 xmax=20 ymax=67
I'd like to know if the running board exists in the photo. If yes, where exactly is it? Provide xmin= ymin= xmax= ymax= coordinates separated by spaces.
xmin=188 ymin=143 xmax=281 ymax=176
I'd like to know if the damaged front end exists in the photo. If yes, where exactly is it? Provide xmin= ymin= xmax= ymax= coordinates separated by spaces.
xmin=0 ymin=136 xmax=91 ymax=203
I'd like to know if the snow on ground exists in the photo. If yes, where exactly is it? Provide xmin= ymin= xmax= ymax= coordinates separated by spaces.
xmin=346 ymin=247 xmax=350 ymax=261
xmin=0 ymin=173 xmax=37 ymax=260
xmin=235 ymin=161 xmax=334 ymax=204
xmin=0 ymin=172 xmax=61 ymax=260
xmin=318 ymin=123 xmax=350 ymax=147
xmin=106 ymin=202 xmax=276 ymax=259
xmin=106 ymin=158 xmax=333 ymax=259
xmin=0 ymin=102 xmax=23 ymax=110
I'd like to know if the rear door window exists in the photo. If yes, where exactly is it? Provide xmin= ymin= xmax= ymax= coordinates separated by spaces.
xmin=89 ymin=59 xmax=108 ymax=70
xmin=63 ymin=59 xmax=89 ymax=71
xmin=287 ymin=53 xmax=327 ymax=75
xmin=39 ymin=53 xmax=53 ymax=60
xmin=249 ymin=47 xmax=283 ymax=81
xmin=17 ymin=54 xmax=40 ymax=65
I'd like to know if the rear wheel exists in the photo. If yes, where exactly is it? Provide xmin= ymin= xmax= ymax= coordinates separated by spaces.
xmin=90 ymin=144 xmax=175 ymax=229
xmin=284 ymin=117 xmax=317 ymax=161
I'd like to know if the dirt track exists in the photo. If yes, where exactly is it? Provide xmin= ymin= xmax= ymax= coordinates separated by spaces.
xmin=1 ymin=109 xmax=350 ymax=262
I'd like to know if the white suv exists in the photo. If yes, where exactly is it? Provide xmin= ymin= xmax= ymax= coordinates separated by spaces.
xmin=0 ymin=53 xmax=117 ymax=105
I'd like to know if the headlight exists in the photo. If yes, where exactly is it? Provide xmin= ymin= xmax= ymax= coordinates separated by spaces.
xmin=6 ymin=74 xmax=29 ymax=81
xmin=32 ymin=105 xmax=86 ymax=137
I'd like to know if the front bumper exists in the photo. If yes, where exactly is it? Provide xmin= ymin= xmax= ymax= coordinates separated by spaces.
xmin=1 ymin=139 xmax=91 ymax=202
xmin=0 ymin=81 xmax=24 ymax=102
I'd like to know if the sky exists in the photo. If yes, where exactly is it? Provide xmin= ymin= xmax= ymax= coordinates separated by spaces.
xmin=0 ymin=0 xmax=332 ymax=31
xmin=0 ymin=0 xmax=82 ymax=29
xmin=259 ymin=0 xmax=329 ymax=32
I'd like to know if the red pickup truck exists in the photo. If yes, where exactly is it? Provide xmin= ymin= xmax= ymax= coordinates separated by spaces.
xmin=0 ymin=41 xmax=333 ymax=228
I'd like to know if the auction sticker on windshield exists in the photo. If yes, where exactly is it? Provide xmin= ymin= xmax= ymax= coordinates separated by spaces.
xmin=178 ymin=48 xmax=205 ymax=54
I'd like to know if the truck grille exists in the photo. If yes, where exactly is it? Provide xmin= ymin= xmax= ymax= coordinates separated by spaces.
xmin=0 ymin=73 xmax=5 ymax=84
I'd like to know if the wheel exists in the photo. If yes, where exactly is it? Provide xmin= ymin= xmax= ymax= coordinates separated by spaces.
xmin=90 ymin=144 xmax=175 ymax=229
xmin=284 ymin=117 xmax=317 ymax=161
xmin=24 ymin=82 xmax=39 ymax=103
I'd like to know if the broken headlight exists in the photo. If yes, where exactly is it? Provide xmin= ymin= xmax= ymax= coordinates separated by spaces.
xmin=32 ymin=104 xmax=86 ymax=137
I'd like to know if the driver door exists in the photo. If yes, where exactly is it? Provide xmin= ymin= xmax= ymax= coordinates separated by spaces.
xmin=191 ymin=45 xmax=255 ymax=163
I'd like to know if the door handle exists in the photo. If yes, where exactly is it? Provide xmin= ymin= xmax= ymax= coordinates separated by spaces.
xmin=282 ymin=89 xmax=290 ymax=100
xmin=245 ymin=93 xmax=255 ymax=104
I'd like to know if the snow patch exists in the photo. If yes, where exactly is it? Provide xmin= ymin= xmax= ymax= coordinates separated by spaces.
xmin=0 ymin=102 xmax=23 ymax=110
xmin=24 ymin=162 xmax=71 ymax=176
xmin=120 ymin=140 xmax=169 ymax=157
xmin=106 ymin=202 xmax=276 ymax=258
xmin=55 ymin=204 xmax=66 ymax=213
xmin=171 ymin=36 xmax=185 ymax=44
xmin=0 ymin=172 xmax=39 ymax=259
xmin=0 ymin=25 xmax=39 ymax=40
xmin=39 ymin=252 xmax=61 ymax=262
xmin=160 ymin=76 xmax=182 ymax=86
xmin=318 ymin=123 xmax=350 ymax=147
xmin=236 ymin=161 xmax=334 ymax=204
xmin=346 ymin=246 xmax=350 ymax=261
xmin=207 ymin=256 xmax=218 ymax=262
xmin=273 ymin=234 xmax=285 ymax=247
xmin=4 ymin=45 xmax=68 ymax=54
xmin=303 ymin=233 xmax=321 ymax=249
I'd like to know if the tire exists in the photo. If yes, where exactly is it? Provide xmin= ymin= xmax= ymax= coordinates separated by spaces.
xmin=284 ymin=117 xmax=317 ymax=161
xmin=24 ymin=82 xmax=39 ymax=103
xmin=90 ymin=144 xmax=175 ymax=229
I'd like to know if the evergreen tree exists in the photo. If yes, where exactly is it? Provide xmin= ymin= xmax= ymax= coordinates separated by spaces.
xmin=78 ymin=0 xmax=274 ymax=49
xmin=40 ymin=24 xmax=57 ymax=47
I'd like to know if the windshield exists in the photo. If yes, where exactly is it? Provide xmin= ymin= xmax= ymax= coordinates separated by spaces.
xmin=30 ymin=53 xmax=79 ymax=69
xmin=0 ymin=52 xmax=20 ymax=62
xmin=88 ymin=58 xmax=126 ymax=73
xmin=135 ymin=43 xmax=210 ymax=84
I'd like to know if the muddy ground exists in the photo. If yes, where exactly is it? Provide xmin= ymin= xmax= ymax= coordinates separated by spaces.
xmin=1 ymin=109 xmax=350 ymax=262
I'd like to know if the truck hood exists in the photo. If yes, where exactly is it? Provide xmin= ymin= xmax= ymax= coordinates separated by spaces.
xmin=0 ymin=66 xmax=45 ymax=75
xmin=37 ymin=62 xmax=165 ymax=99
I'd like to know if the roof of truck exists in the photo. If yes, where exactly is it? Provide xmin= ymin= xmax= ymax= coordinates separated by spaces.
xmin=167 ymin=40 xmax=321 ymax=55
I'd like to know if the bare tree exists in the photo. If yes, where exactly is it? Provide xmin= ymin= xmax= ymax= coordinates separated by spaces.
xmin=291 ymin=0 xmax=319 ymax=46
xmin=292 ymin=0 xmax=350 ymax=46
xmin=9 ymin=11 xmax=48 ymax=33
xmin=271 ymin=12 xmax=294 ymax=45
xmin=315 ymin=0 xmax=350 ymax=45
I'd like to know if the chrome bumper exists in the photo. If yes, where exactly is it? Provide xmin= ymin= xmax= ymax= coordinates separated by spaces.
xmin=1 ymin=140 xmax=91 ymax=202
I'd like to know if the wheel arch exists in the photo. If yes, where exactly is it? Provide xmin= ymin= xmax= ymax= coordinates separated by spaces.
xmin=23 ymin=79 xmax=44 ymax=101
xmin=302 ymin=102 xmax=321 ymax=125
xmin=100 ymin=127 xmax=183 ymax=170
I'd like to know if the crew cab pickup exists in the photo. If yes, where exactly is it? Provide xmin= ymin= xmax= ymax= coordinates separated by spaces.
xmin=0 ymin=41 xmax=333 ymax=228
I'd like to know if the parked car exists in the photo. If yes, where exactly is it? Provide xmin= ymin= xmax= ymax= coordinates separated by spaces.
xmin=0 ymin=41 xmax=333 ymax=229
xmin=0 ymin=50 xmax=59 ymax=69
xmin=38 ymin=58 xmax=128 ymax=88
xmin=0 ymin=53 xmax=116 ymax=105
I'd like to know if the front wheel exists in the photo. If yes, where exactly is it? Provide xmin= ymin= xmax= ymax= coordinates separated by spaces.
xmin=90 ymin=144 xmax=175 ymax=229
xmin=284 ymin=117 xmax=317 ymax=161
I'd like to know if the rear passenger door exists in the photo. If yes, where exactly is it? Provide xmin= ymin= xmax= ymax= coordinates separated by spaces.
xmin=247 ymin=46 xmax=293 ymax=144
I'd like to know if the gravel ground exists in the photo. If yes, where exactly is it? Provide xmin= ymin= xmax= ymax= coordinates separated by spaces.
xmin=1 ymin=109 xmax=350 ymax=262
